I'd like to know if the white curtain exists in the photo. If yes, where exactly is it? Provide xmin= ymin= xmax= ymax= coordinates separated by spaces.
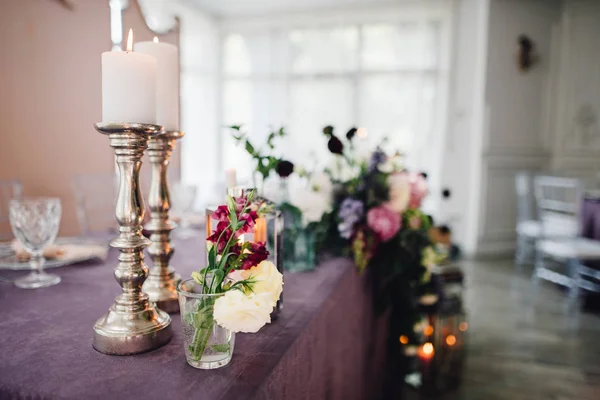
xmin=218 ymin=11 xmax=450 ymax=213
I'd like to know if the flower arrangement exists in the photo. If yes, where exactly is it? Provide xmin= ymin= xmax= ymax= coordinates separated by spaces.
xmin=311 ymin=126 xmax=447 ymax=364
xmin=179 ymin=191 xmax=283 ymax=368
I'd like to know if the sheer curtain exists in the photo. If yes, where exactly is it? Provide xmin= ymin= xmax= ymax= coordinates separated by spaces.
xmin=217 ymin=7 xmax=451 ymax=213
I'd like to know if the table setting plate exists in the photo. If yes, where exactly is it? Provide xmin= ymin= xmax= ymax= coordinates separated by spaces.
xmin=0 ymin=237 xmax=109 ymax=270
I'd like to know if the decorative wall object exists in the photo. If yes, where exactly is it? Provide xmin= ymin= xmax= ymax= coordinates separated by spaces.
xmin=516 ymin=34 xmax=538 ymax=72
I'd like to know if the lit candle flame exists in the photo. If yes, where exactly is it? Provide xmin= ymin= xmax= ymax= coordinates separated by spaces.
xmin=153 ymin=36 xmax=159 ymax=43
xmin=126 ymin=29 xmax=133 ymax=52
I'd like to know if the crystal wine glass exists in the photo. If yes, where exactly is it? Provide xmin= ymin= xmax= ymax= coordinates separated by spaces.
xmin=171 ymin=183 xmax=197 ymax=238
xmin=9 ymin=198 xmax=62 ymax=289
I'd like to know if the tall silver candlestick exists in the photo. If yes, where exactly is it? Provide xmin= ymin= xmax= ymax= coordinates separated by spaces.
xmin=142 ymin=131 xmax=184 ymax=313
xmin=92 ymin=122 xmax=172 ymax=355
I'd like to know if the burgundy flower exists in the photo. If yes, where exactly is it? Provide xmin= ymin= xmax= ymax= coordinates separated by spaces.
xmin=212 ymin=205 xmax=229 ymax=222
xmin=207 ymin=221 xmax=232 ymax=252
xmin=238 ymin=211 xmax=259 ymax=235
xmin=366 ymin=205 xmax=401 ymax=242
xmin=276 ymin=160 xmax=294 ymax=178
xmin=328 ymin=136 xmax=344 ymax=155
xmin=235 ymin=196 xmax=248 ymax=213
xmin=241 ymin=242 xmax=269 ymax=270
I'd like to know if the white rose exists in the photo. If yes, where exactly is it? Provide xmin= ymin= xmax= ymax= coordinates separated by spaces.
xmin=240 ymin=260 xmax=283 ymax=306
xmin=213 ymin=290 xmax=273 ymax=333
xmin=386 ymin=172 xmax=411 ymax=213
xmin=292 ymin=172 xmax=334 ymax=225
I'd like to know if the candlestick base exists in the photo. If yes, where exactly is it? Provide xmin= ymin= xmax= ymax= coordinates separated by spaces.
xmin=92 ymin=122 xmax=172 ymax=355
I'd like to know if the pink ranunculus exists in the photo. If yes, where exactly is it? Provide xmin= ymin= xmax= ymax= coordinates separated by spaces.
xmin=408 ymin=173 xmax=428 ymax=209
xmin=367 ymin=205 xmax=401 ymax=242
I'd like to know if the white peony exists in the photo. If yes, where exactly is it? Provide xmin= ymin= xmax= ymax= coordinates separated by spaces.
xmin=213 ymin=290 xmax=273 ymax=333
xmin=240 ymin=260 xmax=283 ymax=305
xmin=386 ymin=172 xmax=411 ymax=213
xmin=292 ymin=172 xmax=333 ymax=225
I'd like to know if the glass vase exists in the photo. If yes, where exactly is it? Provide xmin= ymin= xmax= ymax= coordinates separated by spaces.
xmin=177 ymin=279 xmax=235 ymax=369
xmin=280 ymin=202 xmax=316 ymax=272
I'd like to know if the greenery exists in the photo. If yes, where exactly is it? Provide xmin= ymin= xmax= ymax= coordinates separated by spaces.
xmin=230 ymin=125 xmax=288 ymax=184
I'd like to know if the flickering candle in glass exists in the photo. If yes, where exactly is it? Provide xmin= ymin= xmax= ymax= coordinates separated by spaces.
xmin=134 ymin=37 xmax=179 ymax=131
xmin=101 ymin=29 xmax=157 ymax=124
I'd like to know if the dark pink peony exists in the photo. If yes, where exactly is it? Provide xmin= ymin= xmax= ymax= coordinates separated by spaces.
xmin=408 ymin=173 xmax=428 ymax=209
xmin=367 ymin=205 xmax=401 ymax=242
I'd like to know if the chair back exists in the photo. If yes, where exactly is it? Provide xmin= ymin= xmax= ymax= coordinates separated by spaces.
xmin=72 ymin=173 xmax=118 ymax=236
xmin=533 ymin=176 xmax=582 ymax=239
xmin=0 ymin=180 xmax=23 ymax=240
xmin=515 ymin=171 xmax=537 ymax=222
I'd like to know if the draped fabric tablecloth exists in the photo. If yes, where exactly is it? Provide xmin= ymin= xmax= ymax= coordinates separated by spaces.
xmin=0 ymin=236 xmax=387 ymax=400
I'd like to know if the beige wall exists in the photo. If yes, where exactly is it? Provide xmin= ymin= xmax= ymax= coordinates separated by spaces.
xmin=0 ymin=0 xmax=179 ymax=236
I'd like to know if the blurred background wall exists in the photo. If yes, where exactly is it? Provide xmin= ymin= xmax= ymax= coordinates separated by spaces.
xmin=0 ymin=0 xmax=178 ymax=235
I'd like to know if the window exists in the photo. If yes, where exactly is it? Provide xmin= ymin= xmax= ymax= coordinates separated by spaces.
xmin=218 ymin=12 xmax=449 ymax=213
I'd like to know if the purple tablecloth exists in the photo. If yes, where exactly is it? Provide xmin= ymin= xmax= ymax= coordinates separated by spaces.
xmin=581 ymin=197 xmax=600 ymax=240
xmin=0 ymin=235 xmax=387 ymax=400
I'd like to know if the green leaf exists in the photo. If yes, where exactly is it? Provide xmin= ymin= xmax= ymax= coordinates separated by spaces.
xmin=211 ymin=269 xmax=225 ymax=291
xmin=208 ymin=246 xmax=217 ymax=268
xmin=230 ymin=125 xmax=242 ymax=131
xmin=245 ymin=140 xmax=255 ymax=156
xmin=211 ymin=343 xmax=231 ymax=353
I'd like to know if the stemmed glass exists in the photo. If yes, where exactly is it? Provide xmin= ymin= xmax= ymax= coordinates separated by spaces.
xmin=9 ymin=198 xmax=62 ymax=289
xmin=171 ymin=183 xmax=198 ymax=238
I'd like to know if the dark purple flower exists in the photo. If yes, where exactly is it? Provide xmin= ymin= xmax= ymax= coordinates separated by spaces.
xmin=369 ymin=148 xmax=386 ymax=172
xmin=328 ymin=136 xmax=344 ymax=155
xmin=346 ymin=127 xmax=357 ymax=141
xmin=276 ymin=160 xmax=294 ymax=178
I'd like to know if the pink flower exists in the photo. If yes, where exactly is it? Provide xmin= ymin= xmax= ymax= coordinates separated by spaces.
xmin=367 ymin=205 xmax=401 ymax=242
xmin=408 ymin=173 xmax=428 ymax=209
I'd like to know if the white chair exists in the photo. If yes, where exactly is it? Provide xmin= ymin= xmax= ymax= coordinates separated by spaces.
xmin=532 ymin=176 xmax=600 ymax=307
xmin=0 ymin=179 xmax=23 ymax=240
xmin=515 ymin=171 xmax=540 ymax=268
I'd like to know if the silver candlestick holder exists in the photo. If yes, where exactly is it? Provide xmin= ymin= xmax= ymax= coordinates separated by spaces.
xmin=92 ymin=122 xmax=172 ymax=355
xmin=142 ymin=130 xmax=184 ymax=313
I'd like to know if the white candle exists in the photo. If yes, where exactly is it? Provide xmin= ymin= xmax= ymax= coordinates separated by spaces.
xmin=135 ymin=37 xmax=179 ymax=131
xmin=225 ymin=169 xmax=237 ymax=188
xmin=102 ymin=29 xmax=157 ymax=124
